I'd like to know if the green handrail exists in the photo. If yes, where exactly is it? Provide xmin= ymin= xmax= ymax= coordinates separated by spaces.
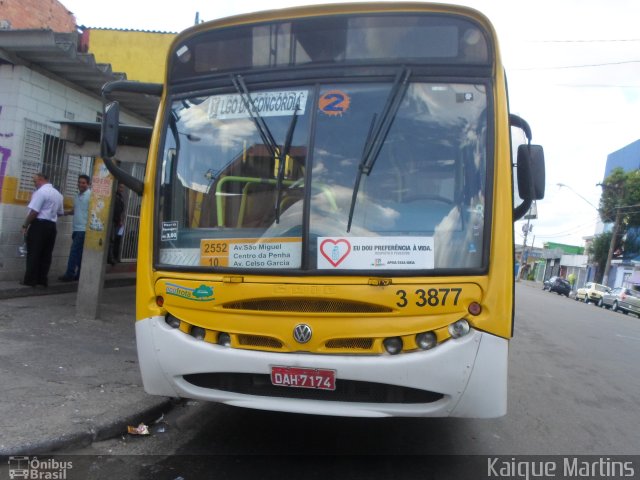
xmin=215 ymin=175 xmax=338 ymax=227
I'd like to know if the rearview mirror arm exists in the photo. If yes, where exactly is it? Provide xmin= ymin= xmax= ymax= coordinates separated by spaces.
xmin=100 ymin=80 xmax=163 ymax=196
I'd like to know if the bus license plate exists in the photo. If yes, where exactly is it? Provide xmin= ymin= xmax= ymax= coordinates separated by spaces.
xmin=271 ymin=366 xmax=336 ymax=391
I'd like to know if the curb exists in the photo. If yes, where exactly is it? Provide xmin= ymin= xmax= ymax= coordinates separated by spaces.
xmin=0 ymin=399 xmax=174 ymax=456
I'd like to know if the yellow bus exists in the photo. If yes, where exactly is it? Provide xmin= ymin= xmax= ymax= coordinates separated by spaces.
xmin=101 ymin=2 xmax=544 ymax=417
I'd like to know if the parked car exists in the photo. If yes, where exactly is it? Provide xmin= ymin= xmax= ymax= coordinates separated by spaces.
xmin=575 ymin=282 xmax=610 ymax=304
xmin=542 ymin=276 xmax=572 ymax=297
xmin=600 ymin=287 xmax=640 ymax=315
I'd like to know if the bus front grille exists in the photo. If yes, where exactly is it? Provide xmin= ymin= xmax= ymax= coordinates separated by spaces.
xmin=325 ymin=338 xmax=374 ymax=350
xmin=183 ymin=373 xmax=443 ymax=404
xmin=237 ymin=334 xmax=283 ymax=349
xmin=222 ymin=298 xmax=392 ymax=313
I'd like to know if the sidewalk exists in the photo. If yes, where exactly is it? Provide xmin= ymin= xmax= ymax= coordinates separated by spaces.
xmin=0 ymin=263 xmax=136 ymax=300
xmin=516 ymin=279 xmax=541 ymax=289
xmin=0 ymin=265 xmax=173 ymax=455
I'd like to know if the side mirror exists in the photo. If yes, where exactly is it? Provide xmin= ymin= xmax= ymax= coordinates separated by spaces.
xmin=510 ymin=114 xmax=545 ymax=220
xmin=517 ymin=144 xmax=545 ymax=200
xmin=98 ymin=100 xmax=144 ymax=195
xmin=100 ymin=101 xmax=120 ymax=159
xmin=99 ymin=80 xmax=163 ymax=196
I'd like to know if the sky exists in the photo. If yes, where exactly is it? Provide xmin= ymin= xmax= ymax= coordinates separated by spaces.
xmin=59 ymin=0 xmax=640 ymax=248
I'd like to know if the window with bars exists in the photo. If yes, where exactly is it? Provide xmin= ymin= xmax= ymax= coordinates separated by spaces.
xmin=17 ymin=119 xmax=93 ymax=200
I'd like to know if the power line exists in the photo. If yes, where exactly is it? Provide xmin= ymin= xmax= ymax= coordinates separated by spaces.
xmin=533 ymin=217 xmax=600 ymax=239
xmin=514 ymin=60 xmax=640 ymax=71
xmin=553 ymin=84 xmax=640 ymax=88
xmin=528 ymin=39 xmax=640 ymax=43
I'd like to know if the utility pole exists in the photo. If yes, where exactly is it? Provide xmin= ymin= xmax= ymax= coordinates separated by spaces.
xmin=599 ymin=179 xmax=626 ymax=287
xmin=601 ymin=207 xmax=622 ymax=286
xmin=518 ymin=214 xmax=533 ymax=280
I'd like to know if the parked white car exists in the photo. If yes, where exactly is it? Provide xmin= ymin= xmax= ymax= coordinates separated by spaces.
xmin=575 ymin=282 xmax=610 ymax=304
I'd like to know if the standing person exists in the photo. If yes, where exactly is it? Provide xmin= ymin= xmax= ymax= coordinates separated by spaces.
xmin=21 ymin=173 xmax=64 ymax=288
xmin=59 ymin=174 xmax=91 ymax=282
xmin=108 ymin=183 xmax=125 ymax=266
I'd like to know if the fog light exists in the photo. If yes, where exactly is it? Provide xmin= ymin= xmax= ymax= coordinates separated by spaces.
xmin=416 ymin=331 xmax=437 ymax=350
xmin=190 ymin=326 xmax=206 ymax=340
xmin=218 ymin=332 xmax=231 ymax=347
xmin=448 ymin=319 xmax=470 ymax=339
xmin=156 ymin=296 xmax=164 ymax=307
xmin=383 ymin=337 xmax=403 ymax=355
xmin=165 ymin=314 xmax=180 ymax=329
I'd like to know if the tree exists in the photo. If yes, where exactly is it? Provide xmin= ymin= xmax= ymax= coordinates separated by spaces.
xmin=597 ymin=168 xmax=640 ymax=284
xmin=599 ymin=167 xmax=640 ymax=226
xmin=587 ymin=231 xmax=612 ymax=283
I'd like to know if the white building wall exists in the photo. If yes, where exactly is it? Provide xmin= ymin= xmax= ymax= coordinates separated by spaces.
xmin=615 ymin=267 xmax=633 ymax=289
xmin=560 ymin=254 xmax=588 ymax=268
xmin=0 ymin=64 xmax=144 ymax=281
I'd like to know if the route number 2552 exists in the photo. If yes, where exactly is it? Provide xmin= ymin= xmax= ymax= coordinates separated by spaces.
xmin=395 ymin=288 xmax=462 ymax=308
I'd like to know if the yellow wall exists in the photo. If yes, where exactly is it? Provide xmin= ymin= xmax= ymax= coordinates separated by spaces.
xmin=87 ymin=29 xmax=176 ymax=83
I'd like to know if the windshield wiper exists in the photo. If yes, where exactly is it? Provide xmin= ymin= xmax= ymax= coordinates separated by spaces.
xmin=231 ymin=74 xmax=279 ymax=158
xmin=347 ymin=67 xmax=411 ymax=232
xmin=232 ymin=75 xmax=300 ymax=224
xmin=274 ymin=101 xmax=300 ymax=223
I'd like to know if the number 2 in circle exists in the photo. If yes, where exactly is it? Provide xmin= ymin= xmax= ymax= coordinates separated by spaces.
xmin=319 ymin=90 xmax=350 ymax=116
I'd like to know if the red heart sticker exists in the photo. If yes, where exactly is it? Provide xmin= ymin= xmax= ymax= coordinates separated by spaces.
xmin=319 ymin=239 xmax=352 ymax=267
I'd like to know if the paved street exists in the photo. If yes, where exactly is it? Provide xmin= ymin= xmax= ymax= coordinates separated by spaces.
xmin=45 ymin=281 xmax=640 ymax=478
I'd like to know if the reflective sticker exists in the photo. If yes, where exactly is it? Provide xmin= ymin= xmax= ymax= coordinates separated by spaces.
xmin=318 ymin=90 xmax=351 ymax=116
xmin=318 ymin=237 xmax=434 ymax=270
xmin=166 ymin=283 xmax=215 ymax=302
xmin=161 ymin=221 xmax=178 ymax=241
xmin=159 ymin=248 xmax=200 ymax=266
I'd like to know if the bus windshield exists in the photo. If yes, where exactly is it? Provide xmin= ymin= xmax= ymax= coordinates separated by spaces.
xmin=158 ymin=79 xmax=488 ymax=272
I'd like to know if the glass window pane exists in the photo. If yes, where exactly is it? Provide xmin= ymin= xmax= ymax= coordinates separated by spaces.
xmin=309 ymin=82 xmax=487 ymax=270
xmin=158 ymin=88 xmax=311 ymax=269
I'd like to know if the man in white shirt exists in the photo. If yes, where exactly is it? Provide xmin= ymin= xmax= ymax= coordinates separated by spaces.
xmin=59 ymin=174 xmax=91 ymax=282
xmin=21 ymin=172 xmax=64 ymax=287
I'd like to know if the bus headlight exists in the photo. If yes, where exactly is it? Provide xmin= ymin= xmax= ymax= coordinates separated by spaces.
xmin=383 ymin=337 xmax=403 ymax=355
xmin=218 ymin=332 xmax=231 ymax=347
xmin=190 ymin=326 xmax=206 ymax=340
xmin=448 ymin=319 xmax=470 ymax=339
xmin=415 ymin=331 xmax=437 ymax=350
xmin=165 ymin=314 xmax=180 ymax=329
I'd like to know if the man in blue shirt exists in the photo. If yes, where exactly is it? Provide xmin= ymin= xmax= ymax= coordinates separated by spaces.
xmin=59 ymin=174 xmax=91 ymax=282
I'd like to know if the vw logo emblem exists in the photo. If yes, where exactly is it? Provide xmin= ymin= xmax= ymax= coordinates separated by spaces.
xmin=293 ymin=324 xmax=312 ymax=344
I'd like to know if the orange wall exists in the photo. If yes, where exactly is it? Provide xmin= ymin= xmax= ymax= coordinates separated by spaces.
xmin=1 ymin=0 xmax=76 ymax=32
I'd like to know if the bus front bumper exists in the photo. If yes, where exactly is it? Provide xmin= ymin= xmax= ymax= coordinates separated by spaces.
xmin=136 ymin=316 xmax=508 ymax=418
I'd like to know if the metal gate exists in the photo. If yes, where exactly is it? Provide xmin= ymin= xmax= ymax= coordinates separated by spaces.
xmin=119 ymin=163 xmax=145 ymax=262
